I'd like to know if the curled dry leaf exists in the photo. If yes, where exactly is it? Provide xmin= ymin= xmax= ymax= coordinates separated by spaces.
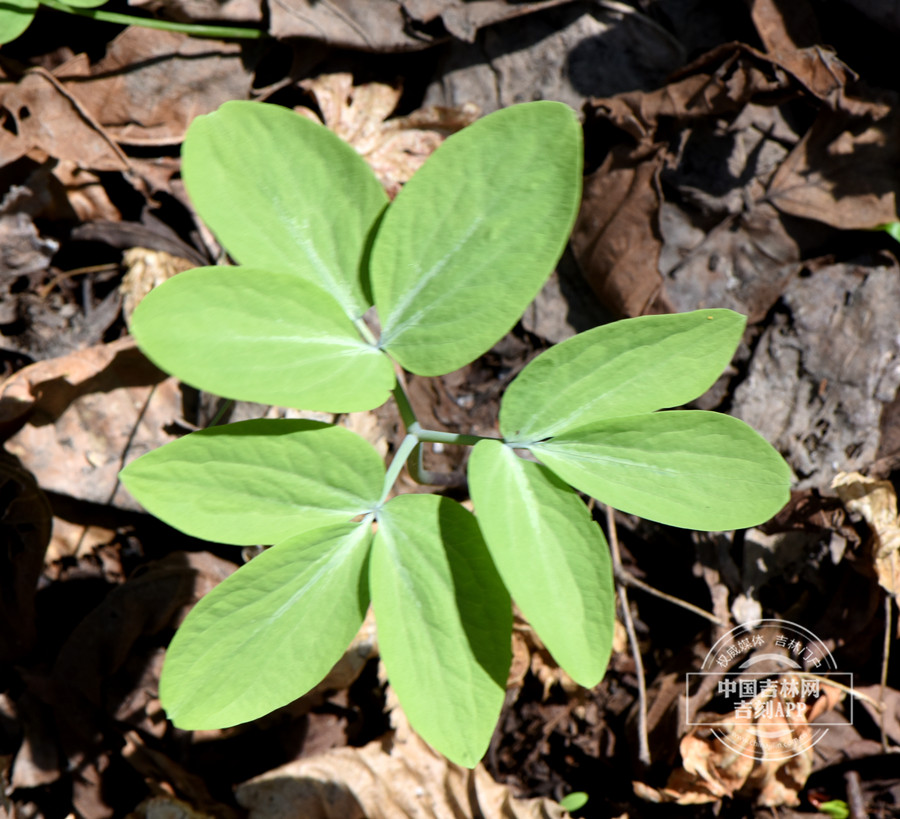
xmin=298 ymin=73 xmax=478 ymax=198
xmin=573 ymin=43 xmax=807 ymax=319
xmin=635 ymin=676 xmax=843 ymax=807
xmin=1 ymin=337 xmax=181 ymax=510
xmin=574 ymin=33 xmax=899 ymax=319
xmin=56 ymin=29 xmax=255 ymax=147
xmin=0 ymin=68 xmax=129 ymax=171
xmin=236 ymin=694 xmax=566 ymax=819
xmin=832 ymin=471 xmax=900 ymax=601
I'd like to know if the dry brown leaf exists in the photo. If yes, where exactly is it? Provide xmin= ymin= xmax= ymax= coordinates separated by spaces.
xmin=236 ymin=697 xmax=566 ymax=819
xmin=574 ymin=47 xmax=797 ymax=318
xmin=52 ymin=551 xmax=236 ymax=712
xmin=0 ymin=188 xmax=58 ymax=323
xmin=1 ymin=337 xmax=182 ymax=510
xmin=572 ymin=144 xmax=663 ymax=318
xmin=574 ymin=36 xmax=896 ymax=319
xmin=45 ymin=518 xmax=116 ymax=562
xmin=767 ymin=106 xmax=900 ymax=229
xmin=129 ymin=0 xmax=262 ymax=24
xmin=269 ymin=0 xmax=572 ymax=50
xmin=403 ymin=0 xmax=573 ymax=42
xmin=298 ymin=73 xmax=478 ymax=198
xmin=58 ymin=29 xmax=255 ymax=146
xmin=832 ymin=471 xmax=900 ymax=600
xmin=50 ymin=161 xmax=122 ymax=223
xmin=635 ymin=676 xmax=824 ymax=807
xmin=0 ymin=68 xmax=129 ymax=171
xmin=129 ymin=794 xmax=217 ymax=819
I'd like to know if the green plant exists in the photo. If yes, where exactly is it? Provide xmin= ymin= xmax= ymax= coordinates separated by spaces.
xmin=816 ymin=800 xmax=850 ymax=819
xmin=119 ymin=100 xmax=791 ymax=766
xmin=558 ymin=792 xmax=589 ymax=812
xmin=0 ymin=0 xmax=264 ymax=47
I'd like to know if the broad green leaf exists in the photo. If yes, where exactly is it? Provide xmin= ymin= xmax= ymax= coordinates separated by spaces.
xmin=373 ymin=101 xmax=582 ymax=376
xmin=182 ymin=101 xmax=387 ymax=320
xmin=559 ymin=793 xmax=589 ymax=812
xmin=531 ymin=411 xmax=791 ymax=531
xmin=160 ymin=521 xmax=373 ymax=729
xmin=120 ymin=420 xmax=384 ymax=545
xmin=130 ymin=266 xmax=394 ymax=412
xmin=57 ymin=0 xmax=108 ymax=8
xmin=468 ymin=440 xmax=614 ymax=687
xmin=371 ymin=494 xmax=510 ymax=766
xmin=0 ymin=0 xmax=37 ymax=44
xmin=501 ymin=309 xmax=746 ymax=443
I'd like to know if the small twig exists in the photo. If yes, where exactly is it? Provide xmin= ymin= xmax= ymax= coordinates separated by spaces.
xmin=793 ymin=673 xmax=884 ymax=712
xmin=881 ymin=593 xmax=893 ymax=753
xmin=38 ymin=262 xmax=119 ymax=298
xmin=605 ymin=504 xmax=651 ymax=766
xmin=844 ymin=769 xmax=866 ymax=819
xmin=614 ymin=566 xmax=728 ymax=627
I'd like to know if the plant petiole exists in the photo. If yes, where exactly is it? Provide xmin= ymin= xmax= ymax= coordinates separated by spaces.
xmin=377 ymin=433 xmax=419 ymax=507
xmin=354 ymin=318 xmax=377 ymax=346
xmin=408 ymin=422 xmax=494 ymax=447
xmin=39 ymin=0 xmax=268 ymax=38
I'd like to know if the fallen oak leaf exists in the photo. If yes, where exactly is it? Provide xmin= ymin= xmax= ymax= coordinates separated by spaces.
xmin=236 ymin=686 xmax=566 ymax=819
xmin=831 ymin=471 xmax=900 ymax=601
xmin=634 ymin=673 xmax=842 ymax=807
xmin=297 ymin=72 xmax=478 ymax=198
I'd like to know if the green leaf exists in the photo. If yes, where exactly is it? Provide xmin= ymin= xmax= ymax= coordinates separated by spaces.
xmin=0 ymin=0 xmax=37 ymax=44
xmin=501 ymin=309 xmax=746 ymax=442
xmin=371 ymin=494 xmax=511 ymax=766
xmin=120 ymin=419 xmax=384 ymax=545
xmin=468 ymin=440 xmax=614 ymax=687
xmin=879 ymin=222 xmax=900 ymax=244
xmin=817 ymin=800 xmax=849 ymax=819
xmin=182 ymin=101 xmax=388 ymax=320
xmin=130 ymin=266 xmax=394 ymax=412
xmin=559 ymin=792 xmax=589 ymax=812
xmin=373 ymin=101 xmax=582 ymax=376
xmin=160 ymin=521 xmax=373 ymax=729
xmin=531 ymin=411 xmax=791 ymax=531
xmin=57 ymin=0 xmax=108 ymax=8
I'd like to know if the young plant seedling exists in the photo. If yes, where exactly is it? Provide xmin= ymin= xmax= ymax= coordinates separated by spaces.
xmin=119 ymin=100 xmax=792 ymax=767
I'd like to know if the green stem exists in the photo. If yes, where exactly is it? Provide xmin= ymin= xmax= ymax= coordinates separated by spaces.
xmin=391 ymin=381 xmax=417 ymax=431
xmin=40 ymin=0 xmax=268 ymax=38
xmin=354 ymin=318 xmax=377 ymax=346
xmin=408 ymin=423 xmax=496 ymax=447
xmin=391 ymin=380 xmax=499 ymax=445
xmin=378 ymin=433 xmax=419 ymax=507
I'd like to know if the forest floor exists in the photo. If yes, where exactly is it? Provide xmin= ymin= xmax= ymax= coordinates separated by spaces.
xmin=2 ymin=1 xmax=900 ymax=817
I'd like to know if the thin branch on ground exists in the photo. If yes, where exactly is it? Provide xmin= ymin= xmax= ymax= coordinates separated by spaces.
xmin=614 ymin=565 xmax=728 ymax=627
xmin=794 ymin=673 xmax=883 ymax=711
xmin=845 ymin=769 xmax=866 ymax=819
xmin=881 ymin=593 xmax=893 ymax=753
xmin=604 ymin=503 xmax=651 ymax=766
